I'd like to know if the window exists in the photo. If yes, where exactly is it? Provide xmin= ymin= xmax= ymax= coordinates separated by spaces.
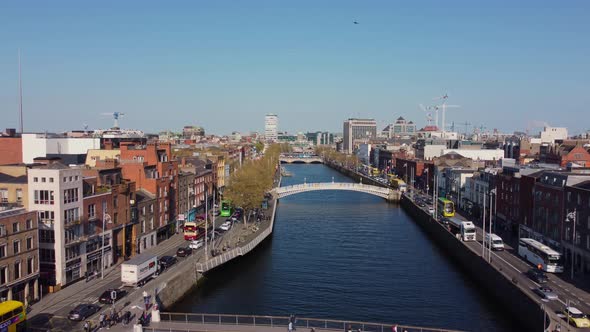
xmin=16 ymin=189 xmax=23 ymax=203
xmin=41 ymin=177 xmax=46 ymax=183
xmin=26 ymin=219 xmax=33 ymax=230
xmin=150 ymin=204 xmax=153 ymax=213
xmin=40 ymin=230 xmax=55 ymax=243
xmin=69 ymin=176 xmax=73 ymax=182
xmin=88 ymin=204 xmax=96 ymax=219
xmin=49 ymin=177 xmax=54 ymax=183
xmin=0 ymin=225 xmax=4 ymax=237
xmin=64 ymin=208 xmax=79 ymax=224
xmin=75 ymin=175 xmax=79 ymax=181
xmin=38 ymin=211 xmax=55 ymax=223
xmin=40 ymin=248 xmax=55 ymax=262
xmin=63 ymin=177 xmax=67 ymax=183
xmin=12 ymin=222 xmax=19 ymax=233
xmin=14 ymin=262 xmax=20 ymax=280
xmin=13 ymin=240 xmax=20 ymax=254
xmin=0 ymin=188 xmax=8 ymax=203
xmin=0 ymin=267 xmax=6 ymax=284
xmin=63 ymin=188 xmax=79 ymax=204
xmin=26 ymin=237 xmax=33 ymax=250
xmin=34 ymin=190 xmax=55 ymax=204
xmin=0 ymin=245 xmax=6 ymax=258
xmin=27 ymin=257 xmax=34 ymax=275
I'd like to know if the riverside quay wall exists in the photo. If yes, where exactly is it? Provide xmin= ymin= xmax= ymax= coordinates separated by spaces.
xmin=157 ymin=190 xmax=280 ymax=309
xmin=401 ymin=196 xmax=544 ymax=331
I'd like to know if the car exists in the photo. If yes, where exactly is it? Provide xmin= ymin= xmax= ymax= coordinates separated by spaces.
xmin=563 ymin=306 xmax=590 ymax=328
xmin=159 ymin=256 xmax=177 ymax=269
xmin=219 ymin=221 xmax=232 ymax=231
xmin=189 ymin=239 xmax=204 ymax=250
xmin=68 ymin=303 xmax=100 ymax=321
xmin=427 ymin=206 xmax=435 ymax=214
xmin=440 ymin=218 xmax=450 ymax=225
xmin=176 ymin=246 xmax=192 ymax=257
xmin=532 ymin=286 xmax=558 ymax=300
xmin=526 ymin=269 xmax=548 ymax=284
xmin=98 ymin=288 xmax=127 ymax=304
xmin=418 ymin=202 xmax=426 ymax=208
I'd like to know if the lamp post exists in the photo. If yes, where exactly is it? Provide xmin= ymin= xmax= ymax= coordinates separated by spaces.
xmin=488 ymin=188 xmax=496 ymax=263
xmin=204 ymin=185 xmax=208 ymax=262
xmin=566 ymin=209 xmax=577 ymax=280
xmin=101 ymin=212 xmax=111 ymax=280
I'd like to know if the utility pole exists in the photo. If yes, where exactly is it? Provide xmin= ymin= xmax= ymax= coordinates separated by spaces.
xmin=482 ymin=190 xmax=486 ymax=258
xmin=488 ymin=189 xmax=494 ymax=262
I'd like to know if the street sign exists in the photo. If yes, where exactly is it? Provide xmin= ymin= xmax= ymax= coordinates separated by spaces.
xmin=111 ymin=290 xmax=117 ymax=301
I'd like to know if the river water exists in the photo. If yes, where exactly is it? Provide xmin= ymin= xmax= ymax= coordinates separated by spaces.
xmin=173 ymin=164 xmax=516 ymax=331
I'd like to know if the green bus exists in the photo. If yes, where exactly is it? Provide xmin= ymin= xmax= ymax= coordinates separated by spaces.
xmin=220 ymin=200 xmax=233 ymax=217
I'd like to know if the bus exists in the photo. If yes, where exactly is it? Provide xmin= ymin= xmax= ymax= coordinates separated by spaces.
xmin=220 ymin=200 xmax=232 ymax=217
xmin=437 ymin=198 xmax=455 ymax=217
xmin=390 ymin=178 xmax=407 ymax=192
xmin=0 ymin=300 xmax=26 ymax=332
xmin=183 ymin=219 xmax=206 ymax=240
xmin=518 ymin=238 xmax=564 ymax=273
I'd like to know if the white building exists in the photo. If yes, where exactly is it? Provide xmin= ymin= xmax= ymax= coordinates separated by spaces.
xmin=265 ymin=114 xmax=278 ymax=142
xmin=22 ymin=133 xmax=101 ymax=164
xmin=28 ymin=162 xmax=112 ymax=288
xmin=343 ymin=118 xmax=377 ymax=154
xmin=442 ymin=149 xmax=504 ymax=162
xmin=540 ymin=126 xmax=568 ymax=143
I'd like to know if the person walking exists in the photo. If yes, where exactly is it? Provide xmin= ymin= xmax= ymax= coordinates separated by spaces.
xmin=288 ymin=321 xmax=293 ymax=332
xmin=99 ymin=313 xmax=105 ymax=329
xmin=83 ymin=320 xmax=89 ymax=332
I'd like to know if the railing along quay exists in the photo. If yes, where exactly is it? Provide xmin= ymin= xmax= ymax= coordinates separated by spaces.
xmin=148 ymin=313 xmax=465 ymax=332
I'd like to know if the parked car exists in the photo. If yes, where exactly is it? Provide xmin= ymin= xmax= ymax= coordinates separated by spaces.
xmin=532 ymin=286 xmax=558 ymax=300
xmin=219 ymin=221 xmax=232 ymax=231
xmin=176 ymin=246 xmax=192 ymax=257
xmin=99 ymin=288 xmax=127 ymax=304
xmin=427 ymin=206 xmax=435 ymax=214
xmin=159 ymin=256 xmax=177 ymax=269
xmin=526 ymin=269 xmax=548 ymax=284
xmin=68 ymin=303 xmax=100 ymax=321
xmin=563 ymin=306 xmax=590 ymax=328
xmin=189 ymin=239 xmax=204 ymax=250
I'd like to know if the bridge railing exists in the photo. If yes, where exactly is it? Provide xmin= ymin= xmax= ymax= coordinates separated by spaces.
xmin=153 ymin=313 xmax=464 ymax=332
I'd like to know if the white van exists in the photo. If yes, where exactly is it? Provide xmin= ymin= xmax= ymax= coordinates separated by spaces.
xmin=485 ymin=233 xmax=505 ymax=251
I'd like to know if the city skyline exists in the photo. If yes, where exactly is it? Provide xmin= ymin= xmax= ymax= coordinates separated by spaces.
xmin=0 ymin=1 xmax=588 ymax=135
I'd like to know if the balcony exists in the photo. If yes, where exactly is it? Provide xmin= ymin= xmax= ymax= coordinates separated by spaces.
xmin=64 ymin=218 xmax=82 ymax=228
xmin=65 ymin=235 xmax=89 ymax=246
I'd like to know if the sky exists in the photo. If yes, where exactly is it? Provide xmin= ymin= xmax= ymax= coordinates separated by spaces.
xmin=0 ymin=0 xmax=589 ymax=136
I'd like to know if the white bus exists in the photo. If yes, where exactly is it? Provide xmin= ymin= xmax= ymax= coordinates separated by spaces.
xmin=518 ymin=238 xmax=564 ymax=273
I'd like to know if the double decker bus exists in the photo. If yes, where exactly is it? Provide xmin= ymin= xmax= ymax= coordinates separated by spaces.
xmin=0 ymin=300 xmax=26 ymax=332
xmin=518 ymin=238 xmax=564 ymax=273
xmin=220 ymin=200 xmax=233 ymax=217
xmin=437 ymin=198 xmax=455 ymax=217
xmin=183 ymin=218 xmax=206 ymax=240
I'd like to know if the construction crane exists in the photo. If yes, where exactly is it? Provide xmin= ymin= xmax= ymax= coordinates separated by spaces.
xmin=433 ymin=94 xmax=460 ymax=137
xmin=101 ymin=112 xmax=125 ymax=129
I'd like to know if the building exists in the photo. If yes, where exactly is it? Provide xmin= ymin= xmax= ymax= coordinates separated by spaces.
xmin=305 ymin=132 xmax=334 ymax=146
xmin=0 ymin=208 xmax=39 ymax=305
xmin=135 ymin=189 xmax=157 ymax=253
xmin=0 ymin=129 xmax=23 ymax=165
xmin=85 ymin=149 xmax=121 ymax=167
xmin=177 ymin=171 xmax=195 ymax=222
xmin=385 ymin=117 xmax=416 ymax=138
xmin=442 ymin=149 xmax=505 ymax=163
xmin=0 ymin=170 xmax=28 ymax=209
xmin=540 ymin=126 xmax=568 ymax=144
xmin=564 ymin=180 xmax=590 ymax=274
xmin=28 ymin=161 xmax=84 ymax=291
xmin=21 ymin=133 xmax=101 ymax=164
xmin=182 ymin=126 xmax=205 ymax=139
xmin=265 ymin=114 xmax=278 ymax=142
xmin=342 ymin=118 xmax=377 ymax=154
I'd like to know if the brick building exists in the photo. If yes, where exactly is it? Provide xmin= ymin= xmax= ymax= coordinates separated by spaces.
xmin=0 ymin=208 xmax=39 ymax=305
xmin=0 ymin=129 xmax=23 ymax=165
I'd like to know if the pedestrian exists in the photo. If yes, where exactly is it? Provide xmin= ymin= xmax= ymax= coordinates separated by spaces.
xmin=83 ymin=320 xmax=89 ymax=332
xmin=105 ymin=313 xmax=111 ymax=329
xmin=310 ymin=328 xmax=315 ymax=332
xmin=288 ymin=321 xmax=293 ymax=332
xmin=143 ymin=290 xmax=148 ymax=303
xmin=99 ymin=313 xmax=105 ymax=328
xmin=391 ymin=325 xmax=398 ymax=332
xmin=293 ymin=314 xmax=297 ymax=330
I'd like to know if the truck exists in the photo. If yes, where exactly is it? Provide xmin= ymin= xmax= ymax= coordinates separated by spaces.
xmin=121 ymin=252 xmax=159 ymax=287
xmin=485 ymin=233 xmax=505 ymax=251
xmin=448 ymin=217 xmax=476 ymax=242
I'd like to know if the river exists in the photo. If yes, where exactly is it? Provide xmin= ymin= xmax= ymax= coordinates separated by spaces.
xmin=172 ymin=164 xmax=516 ymax=331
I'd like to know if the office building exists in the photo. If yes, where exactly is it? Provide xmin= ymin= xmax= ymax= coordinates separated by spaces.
xmin=265 ymin=114 xmax=278 ymax=142
xmin=343 ymin=118 xmax=377 ymax=154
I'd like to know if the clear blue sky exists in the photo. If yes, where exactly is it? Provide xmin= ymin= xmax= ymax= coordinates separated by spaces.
xmin=0 ymin=0 xmax=588 ymax=136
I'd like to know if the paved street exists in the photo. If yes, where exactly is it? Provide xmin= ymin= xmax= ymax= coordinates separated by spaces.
xmin=410 ymin=191 xmax=589 ymax=331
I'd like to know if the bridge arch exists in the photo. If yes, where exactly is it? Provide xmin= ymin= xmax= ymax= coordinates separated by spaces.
xmin=273 ymin=182 xmax=393 ymax=200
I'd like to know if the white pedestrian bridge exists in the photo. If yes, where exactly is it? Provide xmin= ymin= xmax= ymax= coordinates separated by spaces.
xmin=273 ymin=182 xmax=397 ymax=200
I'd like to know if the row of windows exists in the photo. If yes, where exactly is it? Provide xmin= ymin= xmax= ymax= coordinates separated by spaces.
xmin=0 ymin=188 xmax=22 ymax=203
xmin=0 ymin=237 xmax=35 ymax=258
xmin=0 ymin=258 xmax=36 ymax=284
xmin=34 ymin=190 xmax=55 ymax=205
xmin=33 ymin=177 xmax=54 ymax=183
xmin=63 ymin=175 xmax=80 ymax=182
xmin=0 ymin=219 xmax=34 ymax=236
xmin=64 ymin=188 xmax=79 ymax=204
